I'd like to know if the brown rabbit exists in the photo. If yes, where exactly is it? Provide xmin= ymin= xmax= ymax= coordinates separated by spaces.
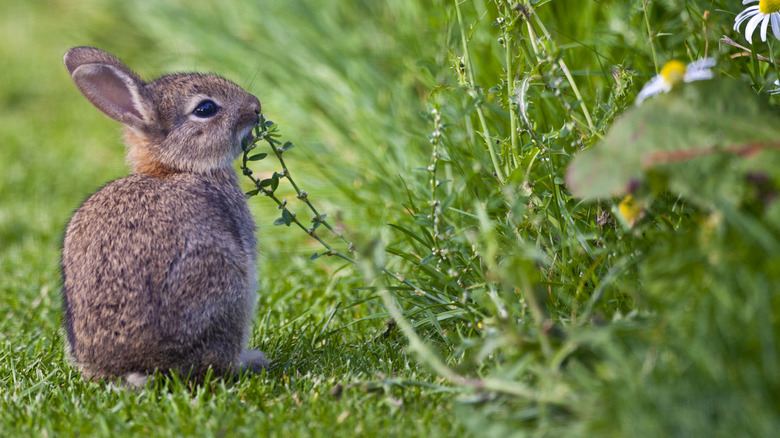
xmin=61 ymin=47 xmax=268 ymax=386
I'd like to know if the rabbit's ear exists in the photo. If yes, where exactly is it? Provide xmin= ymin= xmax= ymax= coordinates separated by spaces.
xmin=65 ymin=48 xmax=152 ymax=128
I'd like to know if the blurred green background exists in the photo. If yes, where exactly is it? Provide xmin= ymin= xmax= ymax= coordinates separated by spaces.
xmin=0 ymin=0 xmax=443 ymax=260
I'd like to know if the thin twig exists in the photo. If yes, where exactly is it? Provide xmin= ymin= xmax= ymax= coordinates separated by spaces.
xmin=721 ymin=36 xmax=780 ymax=64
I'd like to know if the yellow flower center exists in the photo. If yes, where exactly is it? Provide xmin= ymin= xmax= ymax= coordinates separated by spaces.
xmin=660 ymin=60 xmax=686 ymax=86
xmin=760 ymin=0 xmax=780 ymax=14
xmin=618 ymin=195 xmax=644 ymax=227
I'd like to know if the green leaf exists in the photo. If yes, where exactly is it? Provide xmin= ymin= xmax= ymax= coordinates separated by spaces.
xmin=273 ymin=217 xmax=286 ymax=226
xmin=310 ymin=253 xmax=321 ymax=260
xmin=282 ymin=141 xmax=295 ymax=151
xmin=566 ymin=79 xmax=780 ymax=201
xmin=512 ymin=74 xmax=532 ymax=125
xmin=414 ymin=218 xmax=434 ymax=227
xmin=428 ymin=85 xmax=451 ymax=98
xmin=440 ymin=193 xmax=456 ymax=213
xmin=271 ymin=173 xmax=280 ymax=191
xmin=259 ymin=178 xmax=273 ymax=188
xmin=245 ymin=189 xmax=260 ymax=197
xmin=281 ymin=209 xmax=292 ymax=226
xmin=247 ymin=153 xmax=268 ymax=161
xmin=388 ymin=223 xmax=430 ymax=247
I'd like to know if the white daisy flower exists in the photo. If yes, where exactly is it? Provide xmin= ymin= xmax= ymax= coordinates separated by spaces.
xmin=734 ymin=0 xmax=780 ymax=44
xmin=770 ymin=79 xmax=780 ymax=95
xmin=635 ymin=58 xmax=716 ymax=105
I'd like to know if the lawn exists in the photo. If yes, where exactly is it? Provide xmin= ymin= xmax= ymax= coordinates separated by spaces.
xmin=1 ymin=0 xmax=779 ymax=436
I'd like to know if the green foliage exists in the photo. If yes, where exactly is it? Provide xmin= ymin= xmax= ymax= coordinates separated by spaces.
xmin=238 ymin=1 xmax=778 ymax=435
xmin=568 ymin=79 xmax=780 ymax=201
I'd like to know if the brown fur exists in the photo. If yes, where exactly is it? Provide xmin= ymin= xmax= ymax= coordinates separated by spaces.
xmin=124 ymin=128 xmax=180 ymax=178
xmin=61 ymin=47 xmax=267 ymax=385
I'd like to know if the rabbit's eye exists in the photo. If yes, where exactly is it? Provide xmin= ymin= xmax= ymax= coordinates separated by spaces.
xmin=193 ymin=100 xmax=220 ymax=118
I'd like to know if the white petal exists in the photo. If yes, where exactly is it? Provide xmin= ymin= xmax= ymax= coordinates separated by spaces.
xmin=636 ymin=76 xmax=666 ymax=105
xmin=735 ymin=7 xmax=760 ymax=31
xmin=745 ymin=13 xmax=765 ymax=44
xmin=743 ymin=0 xmax=758 ymax=4
xmin=687 ymin=57 xmax=716 ymax=71
xmin=772 ymin=14 xmax=780 ymax=40
xmin=761 ymin=15 xmax=770 ymax=42
xmin=770 ymin=79 xmax=780 ymax=95
xmin=684 ymin=70 xmax=713 ymax=83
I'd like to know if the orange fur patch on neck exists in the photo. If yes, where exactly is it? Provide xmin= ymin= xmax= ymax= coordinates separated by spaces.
xmin=123 ymin=128 xmax=179 ymax=178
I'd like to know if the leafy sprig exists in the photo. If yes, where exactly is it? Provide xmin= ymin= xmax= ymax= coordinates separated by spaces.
xmin=239 ymin=115 xmax=454 ymax=306
xmin=240 ymin=115 xmax=355 ymax=263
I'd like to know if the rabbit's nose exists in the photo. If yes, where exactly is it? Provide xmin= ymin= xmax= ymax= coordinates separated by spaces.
xmin=247 ymin=95 xmax=261 ymax=115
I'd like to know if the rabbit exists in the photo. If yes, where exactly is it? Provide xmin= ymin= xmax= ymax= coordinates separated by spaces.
xmin=60 ymin=46 xmax=268 ymax=386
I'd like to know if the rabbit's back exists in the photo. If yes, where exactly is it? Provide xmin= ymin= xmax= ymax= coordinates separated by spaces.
xmin=62 ymin=171 xmax=257 ymax=379
xmin=61 ymin=46 xmax=268 ymax=383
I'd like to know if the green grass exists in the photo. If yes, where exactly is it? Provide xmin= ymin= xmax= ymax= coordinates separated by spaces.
xmin=2 ymin=0 xmax=780 ymax=436
xmin=0 ymin=1 xmax=458 ymax=435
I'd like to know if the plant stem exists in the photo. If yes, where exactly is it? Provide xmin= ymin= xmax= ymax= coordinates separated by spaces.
xmin=525 ymin=5 xmax=595 ymax=133
xmin=643 ymin=0 xmax=659 ymax=73
xmin=373 ymin=269 xmax=560 ymax=402
xmin=241 ymin=118 xmax=452 ymax=300
xmin=503 ymin=5 xmax=521 ymax=169
xmin=263 ymin=127 xmax=353 ymax=248
xmin=454 ymin=0 xmax=506 ymax=184
xmin=240 ymin=123 xmax=355 ymax=263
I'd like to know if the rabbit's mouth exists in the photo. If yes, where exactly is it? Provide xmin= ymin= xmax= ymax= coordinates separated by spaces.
xmin=238 ymin=124 xmax=256 ymax=147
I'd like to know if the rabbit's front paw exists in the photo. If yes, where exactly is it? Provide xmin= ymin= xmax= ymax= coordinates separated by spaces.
xmin=239 ymin=349 xmax=269 ymax=374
